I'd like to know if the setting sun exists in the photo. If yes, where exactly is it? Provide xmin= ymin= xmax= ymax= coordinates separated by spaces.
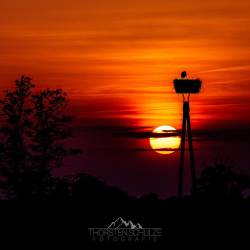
xmin=149 ymin=125 xmax=181 ymax=155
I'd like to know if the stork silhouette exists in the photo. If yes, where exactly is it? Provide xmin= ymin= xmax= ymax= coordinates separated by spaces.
xmin=181 ymin=71 xmax=187 ymax=79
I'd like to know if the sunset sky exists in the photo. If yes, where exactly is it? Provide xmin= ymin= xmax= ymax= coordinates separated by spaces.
xmin=1 ymin=0 xmax=250 ymax=129
xmin=1 ymin=0 xmax=250 ymax=196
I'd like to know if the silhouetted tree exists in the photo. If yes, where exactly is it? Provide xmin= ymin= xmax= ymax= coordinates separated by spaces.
xmin=140 ymin=193 xmax=159 ymax=203
xmin=193 ymin=163 xmax=250 ymax=200
xmin=48 ymin=177 xmax=72 ymax=201
xmin=0 ymin=77 xmax=80 ymax=200
xmin=29 ymin=89 xmax=80 ymax=197
xmin=0 ymin=76 xmax=34 ymax=199
xmin=71 ymin=173 xmax=130 ymax=205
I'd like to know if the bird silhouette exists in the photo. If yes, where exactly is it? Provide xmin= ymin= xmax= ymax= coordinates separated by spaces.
xmin=181 ymin=71 xmax=187 ymax=79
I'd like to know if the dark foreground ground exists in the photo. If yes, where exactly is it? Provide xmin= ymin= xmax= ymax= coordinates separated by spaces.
xmin=1 ymin=168 xmax=250 ymax=248
xmin=1 ymin=197 xmax=250 ymax=248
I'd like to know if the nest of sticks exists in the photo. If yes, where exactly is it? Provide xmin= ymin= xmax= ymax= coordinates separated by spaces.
xmin=174 ymin=79 xmax=202 ymax=94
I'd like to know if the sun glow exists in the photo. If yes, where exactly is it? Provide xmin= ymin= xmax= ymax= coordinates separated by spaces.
xmin=149 ymin=125 xmax=181 ymax=155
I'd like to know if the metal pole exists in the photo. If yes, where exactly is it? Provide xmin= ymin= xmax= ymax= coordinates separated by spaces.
xmin=178 ymin=101 xmax=187 ymax=198
xmin=186 ymin=102 xmax=196 ymax=192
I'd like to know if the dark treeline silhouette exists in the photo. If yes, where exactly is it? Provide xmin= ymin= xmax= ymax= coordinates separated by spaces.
xmin=0 ymin=76 xmax=80 ymax=200
xmin=193 ymin=162 xmax=250 ymax=200
xmin=0 ymin=77 xmax=250 ymax=247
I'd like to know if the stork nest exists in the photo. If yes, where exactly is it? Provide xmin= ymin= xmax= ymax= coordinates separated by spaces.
xmin=173 ymin=79 xmax=202 ymax=93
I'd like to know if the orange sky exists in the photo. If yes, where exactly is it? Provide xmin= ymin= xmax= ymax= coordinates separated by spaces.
xmin=0 ymin=0 xmax=250 ymax=129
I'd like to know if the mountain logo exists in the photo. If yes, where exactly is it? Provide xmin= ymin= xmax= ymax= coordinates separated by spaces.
xmin=88 ymin=217 xmax=162 ymax=242
xmin=108 ymin=217 xmax=143 ymax=229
